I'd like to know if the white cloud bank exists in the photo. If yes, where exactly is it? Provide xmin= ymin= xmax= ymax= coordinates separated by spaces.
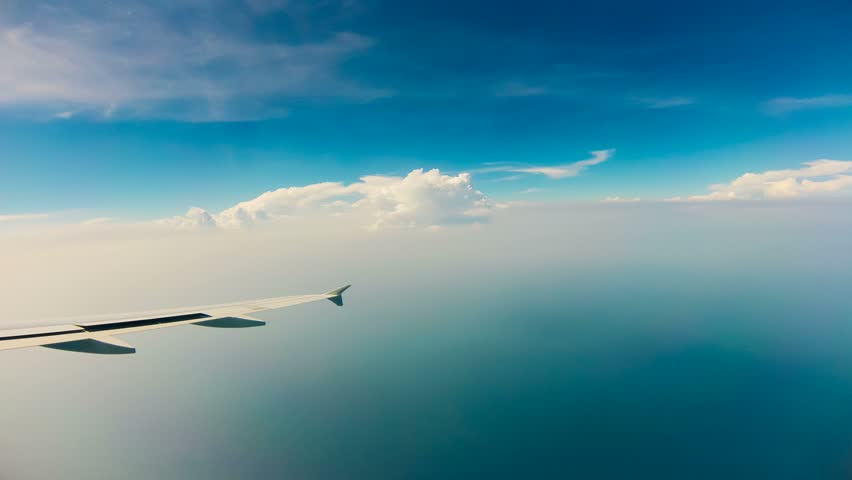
xmin=159 ymin=168 xmax=492 ymax=230
xmin=668 ymin=159 xmax=852 ymax=202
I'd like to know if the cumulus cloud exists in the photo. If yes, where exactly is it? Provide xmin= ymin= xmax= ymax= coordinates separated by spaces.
xmin=0 ymin=2 xmax=389 ymax=120
xmin=159 ymin=207 xmax=220 ymax=230
xmin=669 ymin=159 xmax=852 ymax=201
xmin=158 ymin=169 xmax=492 ymax=230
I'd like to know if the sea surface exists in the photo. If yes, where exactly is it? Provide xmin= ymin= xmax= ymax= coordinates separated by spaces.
xmin=2 ymin=260 xmax=852 ymax=479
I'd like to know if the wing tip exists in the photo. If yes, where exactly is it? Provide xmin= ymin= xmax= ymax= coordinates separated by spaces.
xmin=325 ymin=284 xmax=351 ymax=307
xmin=324 ymin=285 xmax=351 ymax=297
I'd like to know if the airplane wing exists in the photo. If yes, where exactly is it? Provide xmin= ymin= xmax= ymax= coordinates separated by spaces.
xmin=0 ymin=285 xmax=351 ymax=355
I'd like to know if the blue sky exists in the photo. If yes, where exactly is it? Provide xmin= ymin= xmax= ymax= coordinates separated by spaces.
xmin=2 ymin=0 xmax=852 ymax=220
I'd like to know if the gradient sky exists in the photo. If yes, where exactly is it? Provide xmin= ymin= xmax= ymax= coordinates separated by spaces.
xmin=2 ymin=0 xmax=852 ymax=222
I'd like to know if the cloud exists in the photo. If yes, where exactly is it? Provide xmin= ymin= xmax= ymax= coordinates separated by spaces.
xmin=158 ymin=168 xmax=492 ymax=230
xmin=669 ymin=159 xmax=852 ymax=201
xmin=602 ymin=196 xmax=640 ymax=203
xmin=53 ymin=111 xmax=74 ymax=120
xmin=475 ymin=150 xmax=614 ymax=180
xmin=505 ymin=149 xmax=614 ymax=179
xmin=494 ymin=82 xmax=549 ymax=97
xmin=0 ymin=3 xmax=389 ymax=121
xmin=0 ymin=213 xmax=50 ymax=223
xmin=80 ymin=217 xmax=116 ymax=225
xmin=632 ymin=96 xmax=695 ymax=109
xmin=764 ymin=95 xmax=852 ymax=115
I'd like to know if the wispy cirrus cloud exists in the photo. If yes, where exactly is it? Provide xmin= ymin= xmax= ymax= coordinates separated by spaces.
xmin=764 ymin=95 xmax=852 ymax=115
xmin=631 ymin=96 xmax=695 ymax=109
xmin=493 ymin=82 xmax=550 ymax=98
xmin=0 ymin=1 xmax=390 ymax=121
xmin=667 ymin=159 xmax=852 ymax=202
xmin=477 ymin=149 xmax=614 ymax=180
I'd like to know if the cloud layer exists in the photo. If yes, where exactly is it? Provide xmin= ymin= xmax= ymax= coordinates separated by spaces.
xmin=0 ymin=213 xmax=49 ymax=223
xmin=669 ymin=159 xmax=852 ymax=201
xmin=159 ymin=168 xmax=491 ymax=230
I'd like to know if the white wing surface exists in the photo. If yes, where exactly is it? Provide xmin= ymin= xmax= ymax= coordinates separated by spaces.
xmin=0 ymin=285 xmax=351 ymax=355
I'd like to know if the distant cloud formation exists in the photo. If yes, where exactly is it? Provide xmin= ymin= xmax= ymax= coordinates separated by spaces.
xmin=602 ymin=196 xmax=640 ymax=203
xmin=0 ymin=213 xmax=49 ymax=223
xmin=668 ymin=159 xmax=852 ymax=201
xmin=159 ymin=169 xmax=491 ymax=230
xmin=80 ymin=217 xmax=116 ymax=225
xmin=764 ymin=95 xmax=852 ymax=114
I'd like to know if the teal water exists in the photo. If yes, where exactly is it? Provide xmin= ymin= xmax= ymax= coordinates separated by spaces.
xmin=2 ymin=259 xmax=852 ymax=479
xmin=154 ymin=267 xmax=852 ymax=478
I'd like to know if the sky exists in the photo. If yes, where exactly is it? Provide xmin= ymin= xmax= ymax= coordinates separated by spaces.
xmin=1 ymin=0 xmax=852 ymax=227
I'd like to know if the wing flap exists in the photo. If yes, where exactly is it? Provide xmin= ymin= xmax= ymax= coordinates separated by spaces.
xmin=43 ymin=335 xmax=136 ymax=355
xmin=193 ymin=316 xmax=266 ymax=328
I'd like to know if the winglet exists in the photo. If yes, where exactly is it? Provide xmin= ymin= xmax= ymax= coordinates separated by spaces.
xmin=324 ymin=285 xmax=351 ymax=307
xmin=325 ymin=285 xmax=351 ymax=296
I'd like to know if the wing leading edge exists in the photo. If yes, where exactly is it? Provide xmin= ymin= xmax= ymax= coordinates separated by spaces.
xmin=0 ymin=285 xmax=351 ymax=355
